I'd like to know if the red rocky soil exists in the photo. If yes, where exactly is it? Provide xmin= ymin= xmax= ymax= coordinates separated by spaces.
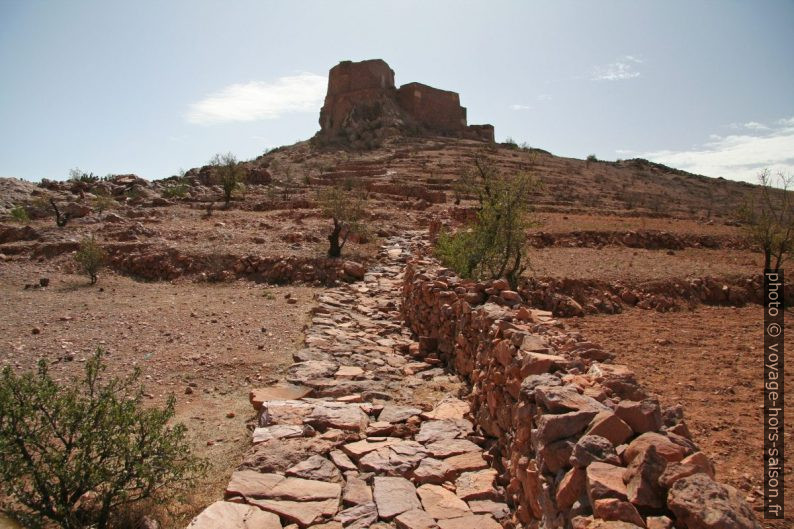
xmin=0 ymin=259 xmax=320 ymax=526
xmin=573 ymin=307 xmax=793 ymax=529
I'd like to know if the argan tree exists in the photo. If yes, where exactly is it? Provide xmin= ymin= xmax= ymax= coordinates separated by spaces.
xmin=0 ymin=350 xmax=205 ymax=529
xmin=437 ymin=154 xmax=538 ymax=288
xmin=74 ymin=235 xmax=106 ymax=284
xmin=738 ymin=169 xmax=794 ymax=272
xmin=316 ymin=185 xmax=367 ymax=258
xmin=210 ymin=152 xmax=246 ymax=208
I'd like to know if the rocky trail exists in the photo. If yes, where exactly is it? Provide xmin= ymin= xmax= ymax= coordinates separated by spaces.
xmin=189 ymin=234 xmax=514 ymax=529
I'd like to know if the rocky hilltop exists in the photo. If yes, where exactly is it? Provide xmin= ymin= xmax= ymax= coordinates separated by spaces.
xmin=315 ymin=59 xmax=494 ymax=148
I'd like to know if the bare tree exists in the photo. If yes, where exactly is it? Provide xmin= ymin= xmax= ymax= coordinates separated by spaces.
xmin=316 ymin=186 xmax=367 ymax=258
xmin=738 ymin=169 xmax=794 ymax=272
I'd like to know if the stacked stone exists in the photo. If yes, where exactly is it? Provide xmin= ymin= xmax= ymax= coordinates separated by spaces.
xmin=400 ymin=262 xmax=761 ymax=529
xmin=517 ymin=275 xmax=775 ymax=317
xmin=187 ymin=234 xmax=510 ymax=529
xmin=105 ymin=245 xmax=365 ymax=284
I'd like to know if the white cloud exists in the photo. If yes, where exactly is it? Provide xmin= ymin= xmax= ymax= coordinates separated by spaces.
xmin=591 ymin=56 xmax=642 ymax=81
xmin=744 ymin=121 xmax=769 ymax=131
xmin=635 ymin=116 xmax=794 ymax=182
xmin=510 ymin=104 xmax=532 ymax=111
xmin=537 ymin=93 xmax=552 ymax=101
xmin=186 ymin=73 xmax=327 ymax=124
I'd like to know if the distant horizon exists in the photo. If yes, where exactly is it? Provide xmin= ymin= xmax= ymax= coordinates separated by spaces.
xmin=1 ymin=1 xmax=792 ymax=184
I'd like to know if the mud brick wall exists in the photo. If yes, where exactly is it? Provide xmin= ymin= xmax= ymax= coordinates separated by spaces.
xmin=401 ymin=259 xmax=760 ymax=529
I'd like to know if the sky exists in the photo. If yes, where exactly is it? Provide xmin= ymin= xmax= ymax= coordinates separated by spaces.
xmin=0 ymin=0 xmax=792 ymax=183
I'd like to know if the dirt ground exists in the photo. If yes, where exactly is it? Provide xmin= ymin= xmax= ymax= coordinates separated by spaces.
xmin=0 ymin=260 xmax=319 ymax=527
xmin=527 ymin=246 xmax=761 ymax=281
xmin=571 ymin=306 xmax=793 ymax=529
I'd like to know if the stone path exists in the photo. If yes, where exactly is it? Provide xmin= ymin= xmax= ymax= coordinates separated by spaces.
xmin=188 ymin=234 xmax=510 ymax=529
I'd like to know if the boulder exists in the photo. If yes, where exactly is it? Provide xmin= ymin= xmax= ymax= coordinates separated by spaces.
xmin=615 ymin=399 xmax=663 ymax=434
xmin=593 ymin=498 xmax=646 ymax=527
xmin=667 ymin=474 xmax=761 ymax=529
xmin=570 ymin=435 xmax=620 ymax=468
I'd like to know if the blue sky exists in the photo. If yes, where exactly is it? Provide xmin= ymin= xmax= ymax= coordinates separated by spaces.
xmin=1 ymin=0 xmax=792 ymax=183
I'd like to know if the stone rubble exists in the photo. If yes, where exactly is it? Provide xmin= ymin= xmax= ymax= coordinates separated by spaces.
xmin=187 ymin=233 xmax=761 ymax=529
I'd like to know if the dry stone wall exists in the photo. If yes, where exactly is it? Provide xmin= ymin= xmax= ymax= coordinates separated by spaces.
xmin=401 ymin=260 xmax=761 ymax=529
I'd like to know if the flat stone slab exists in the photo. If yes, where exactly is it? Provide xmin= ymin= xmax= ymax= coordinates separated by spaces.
xmin=226 ymin=470 xmax=285 ymax=499
xmin=249 ymin=384 xmax=311 ymax=411
xmin=249 ymin=498 xmax=339 ymax=528
xmin=226 ymin=471 xmax=341 ymax=502
xmin=285 ymin=455 xmax=342 ymax=483
xmin=415 ymin=419 xmax=473 ymax=443
xmin=187 ymin=501 xmax=282 ymax=529
xmin=343 ymin=475 xmax=373 ymax=506
xmin=417 ymin=484 xmax=471 ymax=519
xmin=373 ymin=476 xmax=421 ymax=519
xmin=468 ymin=499 xmax=510 ymax=519
xmin=420 ymin=397 xmax=470 ymax=421
xmin=436 ymin=514 xmax=502 ymax=529
xmin=334 ymin=501 xmax=378 ymax=528
xmin=395 ymin=508 xmax=437 ymax=529
xmin=253 ymin=425 xmax=306 ymax=444
xmin=359 ymin=440 xmax=428 ymax=475
xmin=342 ymin=437 xmax=402 ymax=459
xmin=307 ymin=403 xmax=369 ymax=432
xmin=455 ymin=469 xmax=498 ymax=501
xmin=425 ymin=438 xmax=482 ymax=458
xmin=378 ymin=405 xmax=423 ymax=423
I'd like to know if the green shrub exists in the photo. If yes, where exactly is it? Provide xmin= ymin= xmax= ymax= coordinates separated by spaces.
xmin=586 ymin=154 xmax=598 ymax=163
xmin=74 ymin=236 xmax=106 ymax=284
xmin=437 ymin=155 xmax=538 ymax=288
xmin=0 ymin=350 xmax=205 ymax=529
xmin=10 ymin=205 xmax=29 ymax=224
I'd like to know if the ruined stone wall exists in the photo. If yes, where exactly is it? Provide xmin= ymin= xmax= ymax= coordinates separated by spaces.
xmin=401 ymin=260 xmax=760 ymax=529
xmin=396 ymin=82 xmax=467 ymax=134
xmin=319 ymin=59 xmax=397 ymax=133
xmin=316 ymin=59 xmax=495 ymax=143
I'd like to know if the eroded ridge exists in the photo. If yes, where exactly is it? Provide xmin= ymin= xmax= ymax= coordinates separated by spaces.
xmin=188 ymin=234 xmax=512 ymax=529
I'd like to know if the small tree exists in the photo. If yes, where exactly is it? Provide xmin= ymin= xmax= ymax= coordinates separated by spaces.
xmin=316 ymin=186 xmax=367 ymax=258
xmin=74 ymin=235 xmax=106 ymax=284
xmin=0 ymin=350 xmax=205 ymax=529
xmin=210 ymin=153 xmax=246 ymax=208
xmin=437 ymin=155 xmax=538 ymax=288
xmin=738 ymin=169 xmax=794 ymax=272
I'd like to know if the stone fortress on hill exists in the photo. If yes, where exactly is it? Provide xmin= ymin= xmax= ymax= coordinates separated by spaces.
xmin=315 ymin=59 xmax=495 ymax=147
